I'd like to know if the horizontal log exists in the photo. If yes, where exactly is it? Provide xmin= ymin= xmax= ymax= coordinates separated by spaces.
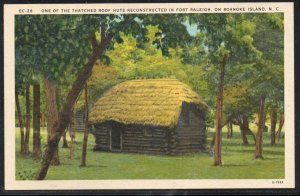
xmin=123 ymin=137 xmax=166 ymax=142
xmin=176 ymin=142 xmax=203 ymax=146
xmin=123 ymin=148 xmax=167 ymax=154
xmin=177 ymin=128 xmax=206 ymax=132
xmin=123 ymin=143 xmax=166 ymax=147
xmin=176 ymin=137 xmax=205 ymax=141
xmin=125 ymin=130 xmax=166 ymax=134
xmin=124 ymin=134 xmax=166 ymax=138
xmin=95 ymin=140 xmax=109 ymax=144
xmin=176 ymin=143 xmax=206 ymax=146
xmin=93 ymin=131 xmax=109 ymax=135
xmin=176 ymin=134 xmax=206 ymax=137
xmin=176 ymin=139 xmax=205 ymax=143
xmin=123 ymin=150 xmax=166 ymax=155
xmin=94 ymin=134 xmax=109 ymax=137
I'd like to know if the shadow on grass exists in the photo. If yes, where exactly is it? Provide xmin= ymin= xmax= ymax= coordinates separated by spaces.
xmin=263 ymin=143 xmax=285 ymax=148
xmin=229 ymin=148 xmax=284 ymax=156
xmin=222 ymin=164 xmax=249 ymax=167
xmin=220 ymin=142 xmax=256 ymax=147
xmin=83 ymin=165 xmax=108 ymax=168
xmin=59 ymin=162 xmax=108 ymax=168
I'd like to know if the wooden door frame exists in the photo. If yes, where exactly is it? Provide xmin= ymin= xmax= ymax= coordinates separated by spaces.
xmin=109 ymin=126 xmax=123 ymax=151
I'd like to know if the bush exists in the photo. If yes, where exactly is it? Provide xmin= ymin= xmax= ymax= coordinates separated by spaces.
xmin=16 ymin=169 xmax=36 ymax=180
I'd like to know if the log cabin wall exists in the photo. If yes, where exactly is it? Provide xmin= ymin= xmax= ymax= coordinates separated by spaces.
xmin=122 ymin=125 xmax=169 ymax=155
xmin=174 ymin=103 xmax=207 ymax=154
xmin=91 ymin=104 xmax=207 ymax=155
xmin=92 ymin=123 xmax=110 ymax=151
xmin=92 ymin=122 xmax=169 ymax=155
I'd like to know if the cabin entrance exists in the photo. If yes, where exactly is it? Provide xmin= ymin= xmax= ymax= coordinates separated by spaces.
xmin=111 ymin=125 xmax=122 ymax=150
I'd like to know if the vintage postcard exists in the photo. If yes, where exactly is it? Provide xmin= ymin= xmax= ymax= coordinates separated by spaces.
xmin=4 ymin=2 xmax=294 ymax=190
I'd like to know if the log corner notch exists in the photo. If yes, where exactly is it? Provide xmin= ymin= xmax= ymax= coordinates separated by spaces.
xmin=36 ymin=29 xmax=113 ymax=180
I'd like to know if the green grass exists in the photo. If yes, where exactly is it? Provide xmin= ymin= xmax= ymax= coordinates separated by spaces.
xmin=15 ymin=125 xmax=285 ymax=180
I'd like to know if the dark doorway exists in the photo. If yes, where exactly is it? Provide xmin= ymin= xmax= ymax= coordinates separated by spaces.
xmin=111 ymin=127 xmax=121 ymax=150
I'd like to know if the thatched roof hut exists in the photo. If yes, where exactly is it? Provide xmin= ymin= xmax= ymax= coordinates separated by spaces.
xmin=89 ymin=79 xmax=207 ymax=127
xmin=89 ymin=79 xmax=208 ymax=155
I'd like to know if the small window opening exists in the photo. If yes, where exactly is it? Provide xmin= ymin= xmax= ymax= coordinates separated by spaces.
xmin=144 ymin=128 xmax=153 ymax=137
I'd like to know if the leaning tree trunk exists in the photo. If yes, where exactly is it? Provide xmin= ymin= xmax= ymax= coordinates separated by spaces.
xmin=213 ymin=54 xmax=228 ymax=166
xmin=44 ymin=79 xmax=60 ymax=166
xmin=15 ymin=91 xmax=25 ymax=154
xmin=277 ymin=113 xmax=284 ymax=142
xmin=270 ymin=108 xmax=277 ymax=145
xmin=33 ymin=83 xmax=41 ymax=157
xmin=56 ymin=87 xmax=69 ymax=149
xmin=80 ymin=84 xmax=89 ymax=166
xmin=36 ymin=31 xmax=113 ymax=180
xmin=255 ymin=95 xmax=266 ymax=159
xmin=69 ymin=113 xmax=75 ymax=160
xmin=24 ymin=84 xmax=30 ymax=154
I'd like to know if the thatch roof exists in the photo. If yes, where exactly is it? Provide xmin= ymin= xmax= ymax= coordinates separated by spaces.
xmin=89 ymin=79 xmax=208 ymax=128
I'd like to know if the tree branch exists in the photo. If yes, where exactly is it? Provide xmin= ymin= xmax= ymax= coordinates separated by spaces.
xmin=90 ymin=33 xmax=98 ymax=52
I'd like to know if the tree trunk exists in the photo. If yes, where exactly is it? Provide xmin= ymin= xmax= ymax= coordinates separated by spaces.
xmin=270 ymin=108 xmax=277 ymax=145
xmin=277 ymin=113 xmax=284 ymax=142
xmin=213 ymin=54 xmax=228 ymax=166
xmin=263 ymin=107 xmax=268 ymax=132
xmin=62 ymin=132 xmax=69 ymax=148
xmin=69 ymin=112 xmax=75 ymax=159
xmin=15 ymin=91 xmax=25 ymax=154
xmin=70 ymin=135 xmax=75 ymax=159
xmin=36 ymin=31 xmax=112 ymax=180
xmin=242 ymin=116 xmax=250 ymax=145
xmin=255 ymin=95 xmax=266 ymax=159
xmin=41 ymin=112 xmax=45 ymax=131
xmin=81 ymin=84 xmax=89 ymax=166
xmin=44 ymin=78 xmax=60 ymax=166
xmin=227 ymin=120 xmax=233 ymax=139
xmin=240 ymin=128 xmax=249 ymax=145
xmin=33 ymin=83 xmax=41 ymax=157
xmin=24 ymin=84 xmax=30 ymax=154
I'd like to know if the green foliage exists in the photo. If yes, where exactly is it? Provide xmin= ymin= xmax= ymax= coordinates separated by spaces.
xmin=16 ymin=169 xmax=36 ymax=180
xmin=107 ymin=27 xmax=189 ymax=81
xmin=75 ymin=61 xmax=119 ymax=111
xmin=181 ymin=32 xmax=208 ymax=66
xmin=15 ymin=14 xmax=194 ymax=111
xmin=15 ymin=15 xmax=93 ymax=83
xmin=249 ymin=13 xmax=284 ymax=109
xmin=15 ymin=13 xmax=284 ymax=130
xmin=189 ymin=14 xmax=261 ymax=65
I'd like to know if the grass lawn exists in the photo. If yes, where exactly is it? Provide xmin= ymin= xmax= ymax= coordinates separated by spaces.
xmin=15 ymin=125 xmax=285 ymax=180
